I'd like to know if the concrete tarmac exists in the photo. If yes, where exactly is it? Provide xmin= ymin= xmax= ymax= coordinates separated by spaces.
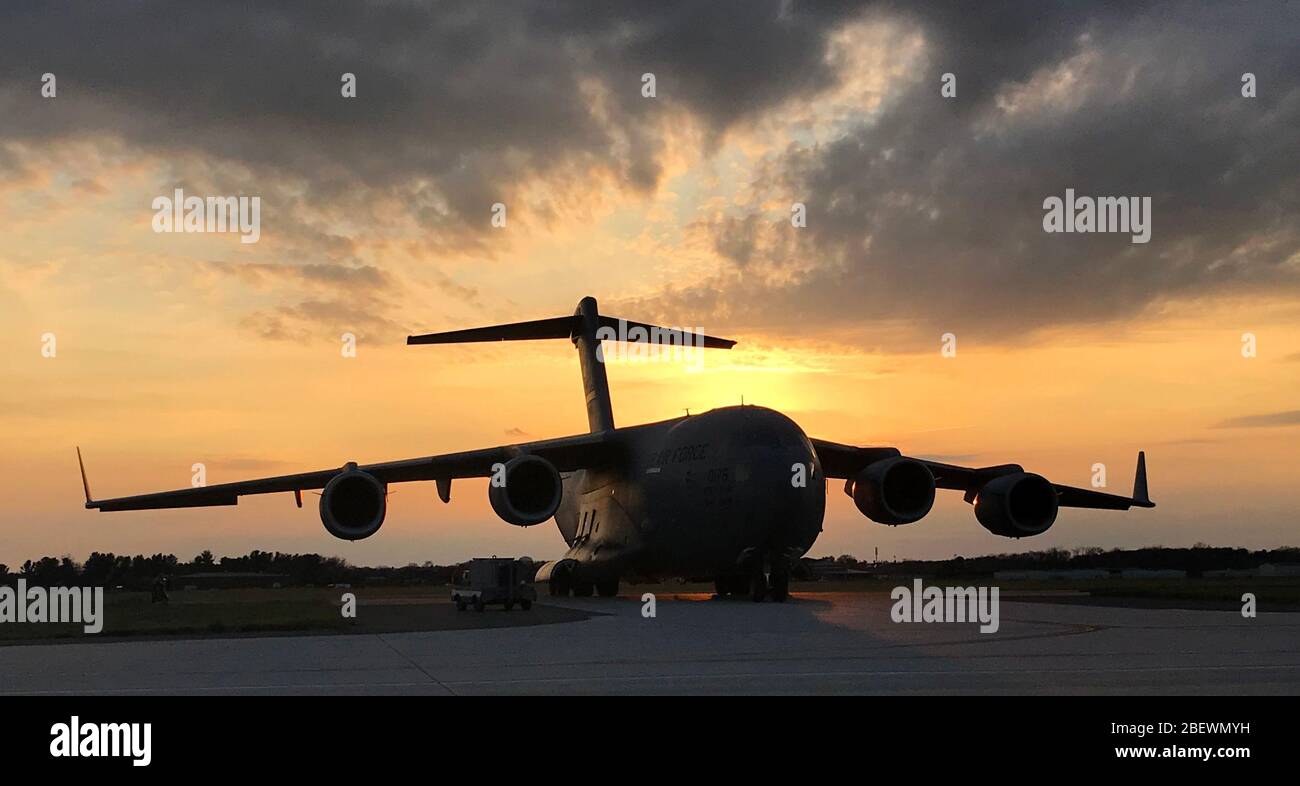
xmin=1 ymin=592 xmax=1297 ymax=695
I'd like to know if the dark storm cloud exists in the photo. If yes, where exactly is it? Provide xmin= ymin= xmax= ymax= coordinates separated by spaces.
xmin=0 ymin=0 xmax=863 ymax=228
xmin=685 ymin=1 xmax=1300 ymax=346
xmin=4 ymin=1 xmax=1296 ymax=346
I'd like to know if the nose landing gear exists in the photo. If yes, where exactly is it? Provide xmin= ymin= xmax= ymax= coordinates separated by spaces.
xmin=717 ymin=553 xmax=792 ymax=603
xmin=769 ymin=569 xmax=789 ymax=602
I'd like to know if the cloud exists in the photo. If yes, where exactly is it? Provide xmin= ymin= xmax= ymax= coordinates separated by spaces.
xmin=203 ymin=261 xmax=391 ymax=291
xmin=240 ymin=298 xmax=403 ymax=342
xmin=674 ymin=1 xmax=1300 ymax=347
xmin=0 ymin=0 xmax=861 ymax=244
xmin=3 ymin=1 xmax=1296 ymax=350
xmin=201 ymin=261 xmax=402 ymax=341
xmin=1213 ymin=410 xmax=1300 ymax=429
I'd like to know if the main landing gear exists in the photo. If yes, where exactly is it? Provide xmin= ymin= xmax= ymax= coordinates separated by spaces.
xmin=716 ymin=568 xmax=790 ymax=602
xmin=547 ymin=573 xmax=620 ymax=598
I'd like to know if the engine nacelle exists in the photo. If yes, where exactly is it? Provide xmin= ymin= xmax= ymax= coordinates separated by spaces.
xmin=319 ymin=466 xmax=386 ymax=540
xmin=845 ymin=457 xmax=936 ymax=525
xmin=974 ymin=472 xmax=1059 ymax=537
xmin=488 ymin=455 xmax=562 ymax=526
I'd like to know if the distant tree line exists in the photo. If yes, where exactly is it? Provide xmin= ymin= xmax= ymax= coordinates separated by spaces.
xmin=0 ymin=549 xmax=483 ymax=589
xmin=2 ymin=545 xmax=1297 ymax=589
xmin=812 ymin=545 xmax=1300 ymax=578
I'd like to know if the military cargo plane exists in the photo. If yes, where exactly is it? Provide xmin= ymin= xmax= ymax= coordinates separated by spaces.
xmin=81 ymin=296 xmax=1153 ymax=602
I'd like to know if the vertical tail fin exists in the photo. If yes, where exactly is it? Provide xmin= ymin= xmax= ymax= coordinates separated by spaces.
xmin=1131 ymin=450 xmax=1153 ymax=507
xmin=406 ymin=296 xmax=735 ymax=434
xmin=77 ymin=446 xmax=94 ymax=506
xmin=572 ymin=296 xmax=615 ymax=432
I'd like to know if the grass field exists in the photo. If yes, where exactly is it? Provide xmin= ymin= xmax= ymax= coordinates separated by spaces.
xmin=0 ymin=586 xmax=589 ymax=644
xmin=2 ymin=576 xmax=1296 ymax=644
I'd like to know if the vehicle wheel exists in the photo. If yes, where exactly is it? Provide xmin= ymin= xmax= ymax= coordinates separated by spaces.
xmin=504 ymin=600 xmax=514 ymax=611
xmin=770 ymin=571 xmax=790 ymax=603
xmin=520 ymin=599 xmax=533 ymax=611
xmin=474 ymin=598 xmax=485 ymax=612
xmin=749 ymin=572 xmax=768 ymax=603
xmin=596 ymin=579 xmax=619 ymax=597
xmin=456 ymin=600 xmax=467 ymax=612
xmin=572 ymin=582 xmax=594 ymax=597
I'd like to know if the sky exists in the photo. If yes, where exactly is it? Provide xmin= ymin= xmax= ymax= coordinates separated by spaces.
xmin=1 ymin=1 xmax=1297 ymax=568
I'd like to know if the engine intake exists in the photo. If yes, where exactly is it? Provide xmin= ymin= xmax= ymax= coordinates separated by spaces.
xmin=319 ymin=466 xmax=386 ymax=540
xmin=974 ymin=472 xmax=1059 ymax=537
xmin=489 ymin=455 xmax=562 ymax=526
xmin=845 ymin=457 xmax=936 ymax=525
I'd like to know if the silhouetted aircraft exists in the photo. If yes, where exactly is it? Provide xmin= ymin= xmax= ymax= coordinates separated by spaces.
xmin=80 ymin=296 xmax=1153 ymax=601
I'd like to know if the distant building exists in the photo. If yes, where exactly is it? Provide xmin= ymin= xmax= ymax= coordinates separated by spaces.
xmin=1259 ymin=563 xmax=1300 ymax=577
xmin=806 ymin=559 xmax=875 ymax=581
xmin=1119 ymin=569 xmax=1186 ymax=579
xmin=180 ymin=572 xmax=290 ymax=589
xmin=994 ymin=569 xmax=1110 ymax=581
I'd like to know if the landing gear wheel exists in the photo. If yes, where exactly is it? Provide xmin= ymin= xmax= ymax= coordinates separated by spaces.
xmin=770 ymin=571 xmax=790 ymax=603
xmin=728 ymin=575 xmax=750 ymax=596
xmin=714 ymin=577 xmax=730 ymax=598
xmin=572 ymin=582 xmax=594 ymax=597
xmin=596 ymin=579 xmax=620 ymax=598
xmin=473 ymin=598 xmax=485 ymax=612
xmin=520 ymin=599 xmax=533 ymax=611
xmin=749 ymin=572 xmax=768 ymax=603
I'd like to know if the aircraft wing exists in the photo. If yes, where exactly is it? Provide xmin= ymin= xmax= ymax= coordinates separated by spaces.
xmin=810 ymin=438 xmax=1154 ymax=510
xmin=81 ymin=432 xmax=615 ymax=512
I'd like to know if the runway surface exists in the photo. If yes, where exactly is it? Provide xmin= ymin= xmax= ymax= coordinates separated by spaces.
xmin=2 ymin=592 xmax=1297 ymax=695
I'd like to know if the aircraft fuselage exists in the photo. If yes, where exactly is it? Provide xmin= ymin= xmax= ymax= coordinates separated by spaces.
xmin=553 ymin=405 xmax=825 ymax=581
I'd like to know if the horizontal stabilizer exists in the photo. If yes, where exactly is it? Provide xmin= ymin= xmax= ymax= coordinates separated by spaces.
xmin=408 ymin=314 xmax=735 ymax=349
xmin=597 ymin=317 xmax=735 ymax=349
xmin=408 ymin=316 xmax=575 ymax=345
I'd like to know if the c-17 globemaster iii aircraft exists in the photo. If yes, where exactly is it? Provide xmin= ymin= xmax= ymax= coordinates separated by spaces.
xmin=81 ymin=296 xmax=1153 ymax=602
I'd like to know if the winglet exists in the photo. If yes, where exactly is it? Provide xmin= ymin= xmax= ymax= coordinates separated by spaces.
xmin=76 ymin=447 xmax=95 ymax=508
xmin=1131 ymin=450 xmax=1154 ymax=507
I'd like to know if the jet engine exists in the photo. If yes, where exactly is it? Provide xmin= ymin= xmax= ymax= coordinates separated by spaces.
xmin=845 ymin=457 xmax=936 ymax=525
xmin=974 ymin=472 xmax=1059 ymax=537
xmin=319 ymin=465 xmax=386 ymax=540
xmin=488 ymin=455 xmax=563 ymax=526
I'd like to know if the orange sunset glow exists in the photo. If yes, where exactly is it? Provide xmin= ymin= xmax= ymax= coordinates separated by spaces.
xmin=1 ymin=3 xmax=1297 ymax=568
